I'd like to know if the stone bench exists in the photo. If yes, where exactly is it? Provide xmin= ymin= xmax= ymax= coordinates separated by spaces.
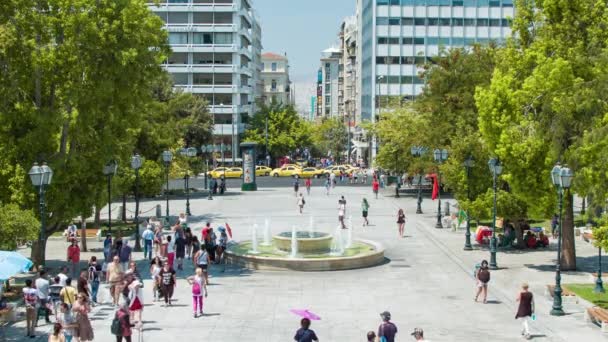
xmin=545 ymin=284 xmax=578 ymax=304
xmin=76 ymin=228 xmax=100 ymax=238
xmin=585 ymin=307 xmax=608 ymax=332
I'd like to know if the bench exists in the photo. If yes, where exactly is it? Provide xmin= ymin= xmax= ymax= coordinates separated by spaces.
xmin=545 ymin=285 xmax=578 ymax=304
xmin=585 ymin=307 xmax=608 ymax=332
xmin=76 ymin=228 xmax=99 ymax=238
xmin=583 ymin=232 xmax=593 ymax=243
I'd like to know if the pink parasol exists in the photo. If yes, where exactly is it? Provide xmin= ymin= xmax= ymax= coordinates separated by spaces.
xmin=290 ymin=309 xmax=321 ymax=321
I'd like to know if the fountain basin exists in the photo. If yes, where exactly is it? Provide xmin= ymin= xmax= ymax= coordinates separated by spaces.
xmin=273 ymin=231 xmax=332 ymax=254
xmin=225 ymin=239 xmax=385 ymax=271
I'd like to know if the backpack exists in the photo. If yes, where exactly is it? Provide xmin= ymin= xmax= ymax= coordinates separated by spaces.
xmin=472 ymin=263 xmax=481 ymax=277
xmin=192 ymin=279 xmax=202 ymax=296
xmin=478 ymin=268 xmax=490 ymax=283
xmin=110 ymin=312 xmax=123 ymax=335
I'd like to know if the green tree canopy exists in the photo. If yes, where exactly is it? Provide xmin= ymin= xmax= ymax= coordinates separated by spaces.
xmin=312 ymin=118 xmax=348 ymax=162
xmin=0 ymin=204 xmax=39 ymax=251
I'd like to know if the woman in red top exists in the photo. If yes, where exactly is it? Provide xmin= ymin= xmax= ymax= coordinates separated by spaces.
xmin=67 ymin=240 xmax=81 ymax=278
xmin=372 ymin=179 xmax=380 ymax=199
xmin=305 ymin=178 xmax=312 ymax=195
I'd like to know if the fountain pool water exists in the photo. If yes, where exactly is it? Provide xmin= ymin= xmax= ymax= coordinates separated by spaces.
xmin=330 ymin=225 xmax=345 ymax=256
xmin=261 ymin=218 xmax=272 ymax=246
xmin=290 ymin=226 xmax=298 ymax=258
xmin=345 ymin=216 xmax=353 ymax=248
xmin=249 ymin=224 xmax=260 ymax=254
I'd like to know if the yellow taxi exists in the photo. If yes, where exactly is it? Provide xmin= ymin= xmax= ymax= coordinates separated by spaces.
xmin=323 ymin=165 xmax=349 ymax=177
xmin=281 ymin=163 xmax=303 ymax=170
xmin=270 ymin=166 xmax=302 ymax=177
xmin=300 ymin=167 xmax=324 ymax=178
xmin=207 ymin=167 xmax=243 ymax=178
xmin=341 ymin=164 xmax=360 ymax=173
xmin=224 ymin=167 xmax=243 ymax=178
xmin=207 ymin=167 xmax=229 ymax=178
xmin=255 ymin=165 xmax=272 ymax=176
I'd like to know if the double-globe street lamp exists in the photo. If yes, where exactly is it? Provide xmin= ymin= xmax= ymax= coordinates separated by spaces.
xmin=433 ymin=149 xmax=448 ymax=228
xmin=162 ymin=150 xmax=173 ymax=228
xmin=131 ymin=155 xmax=143 ymax=252
xmin=201 ymin=144 xmax=214 ymax=200
xmin=488 ymin=158 xmax=503 ymax=270
xmin=179 ymin=147 xmax=198 ymax=216
xmin=550 ymin=163 xmax=573 ymax=316
xmin=102 ymin=161 xmax=118 ymax=233
xmin=595 ymin=244 xmax=605 ymax=294
xmin=410 ymin=146 xmax=427 ymax=214
xmin=28 ymin=162 xmax=53 ymax=267
xmin=463 ymin=156 xmax=475 ymax=251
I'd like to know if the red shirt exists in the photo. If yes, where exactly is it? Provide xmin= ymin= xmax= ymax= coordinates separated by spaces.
xmin=305 ymin=179 xmax=311 ymax=186
xmin=372 ymin=181 xmax=379 ymax=191
xmin=202 ymin=227 xmax=210 ymax=241
xmin=67 ymin=245 xmax=80 ymax=263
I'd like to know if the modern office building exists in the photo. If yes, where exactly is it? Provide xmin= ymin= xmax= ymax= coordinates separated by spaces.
xmin=148 ymin=0 xmax=262 ymax=163
xmin=261 ymin=52 xmax=293 ymax=105
xmin=317 ymin=47 xmax=342 ymax=118
xmin=357 ymin=0 xmax=514 ymax=158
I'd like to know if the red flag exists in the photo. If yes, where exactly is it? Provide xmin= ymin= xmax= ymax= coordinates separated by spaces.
xmin=431 ymin=173 xmax=439 ymax=200
xmin=225 ymin=223 xmax=233 ymax=239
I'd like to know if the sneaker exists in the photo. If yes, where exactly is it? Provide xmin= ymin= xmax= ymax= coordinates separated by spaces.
xmin=193 ymin=313 xmax=197 ymax=318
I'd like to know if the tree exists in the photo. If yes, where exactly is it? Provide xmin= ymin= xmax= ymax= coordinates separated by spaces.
xmin=312 ymin=118 xmax=348 ymax=162
xmin=476 ymin=0 xmax=608 ymax=269
xmin=244 ymin=102 xmax=313 ymax=160
xmin=0 ymin=204 xmax=39 ymax=251
xmin=0 ymin=0 xmax=169 ymax=265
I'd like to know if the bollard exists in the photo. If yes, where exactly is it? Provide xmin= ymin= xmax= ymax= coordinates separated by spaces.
xmin=445 ymin=202 xmax=450 ymax=216
xmin=156 ymin=204 xmax=162 ymax=219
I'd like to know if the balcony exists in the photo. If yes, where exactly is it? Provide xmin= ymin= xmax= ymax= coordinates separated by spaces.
xmin=176 ymin=84 xmax=238 ymax=94
xmin=170 ymin=44 xmax=238 ymax=53
xmin=210 ymin=104 xmax=251 ymax=114
xmin=213 ymin=123 xmax=247 ymax=135
xmin=164 ymin=64 xmax=237 ymax=73
xmin=165 ymin=23 xmax=236 ymax=33
xmin=148 ymin=2 xmax=236 ymax=12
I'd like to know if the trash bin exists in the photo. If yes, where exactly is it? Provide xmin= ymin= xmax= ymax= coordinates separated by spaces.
xmin=386 ymin=176 xmax=398 ymax=186
xmin=156 ymin=204 xmax=162 ymax=219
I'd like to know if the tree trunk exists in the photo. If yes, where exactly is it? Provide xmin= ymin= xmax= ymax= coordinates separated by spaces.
xmin=561 ymin=191 xmax=577 ymax=270
xmin=94 ymin=206 xmax=101 ymax=229
xmin=122 ymin=193 xmax=127 ymax=222
xmin=80 ymin=215 xmax=88 ymax=252
xmin=514 ymin=222 xmax=525 ymax=249
xmin=30 ymin=238 xmax=48 ymax=270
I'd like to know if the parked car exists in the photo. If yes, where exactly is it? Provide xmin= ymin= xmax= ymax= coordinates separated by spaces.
xmin=270 ymin=166 xmax=302 ymax=177
xmin=255 ymin=165 xmax=273 ymax=176
xmin=300 ymin=167 xmax=324 ymax=178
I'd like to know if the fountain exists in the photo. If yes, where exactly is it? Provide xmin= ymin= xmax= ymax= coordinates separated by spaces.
xmin=249 ymin=223 xmax=260 ymax=254
xmin=261 ymin=218 xmax=272 ymax=246
xmin=308 ymin=216 xmax=314 ymax=238
xmin=330 ymin=225 xmax=345 ymax=256
xmin=290 ymin=226 xmax=298 ymax=258
xmin=346 ymin=216 xmax=353 ymax=248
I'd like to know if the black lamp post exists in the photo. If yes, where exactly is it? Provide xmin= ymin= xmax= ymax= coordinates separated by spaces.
xmin=28 ymin=162 xmax=53 ymax=267
xmin=433 ymin=149 xmax=448 ymax=228
xmin=203 ymin=144 xmax=214 ymax=200
xmin=463 ymin=156 xmax=474 ymax=251
xmin=102 ymin=161 xmax=118 ymax=233
xmin=410 ymin=146 xmax=426 ymax=214
xmin=162 ymin=150 xmax=173 ymax=229
xmin=131 ymin=155 xmax=142 ymax=251
xmin=488 ymin=158 xmax=502 ymax=269
xmin=595 ymin=246 xmax=605 ymax=293
xmin=550 ymin=163 xmax=572 ymax=316
xmin=180 ymin=147 xmax=197 ymax=216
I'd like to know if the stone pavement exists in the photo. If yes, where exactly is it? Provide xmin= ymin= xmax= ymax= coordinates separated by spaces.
xmin=6 ymin=184 xmax=608 ymax=341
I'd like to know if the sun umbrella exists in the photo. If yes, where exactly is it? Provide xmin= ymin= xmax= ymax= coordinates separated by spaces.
xmin=0 ymin=251 xmax=33 ymax=280
xmin=290 ymin=309 xmax=321 ymax=321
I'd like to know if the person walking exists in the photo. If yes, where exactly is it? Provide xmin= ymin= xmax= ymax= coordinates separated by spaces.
xmin=113 ymin=303 xmax=136 ymax=342
xmin=153 ymin=225 xmax=163 ymax=257
xmin=294 ymin=318 xmax=319 ymax=342
xmin=187 ymin=268 xmax=208 ymax=318
xmin=67 ymin=239 xmax=81 ymax=279
xmin=56 ymin=303 xmax=75 ymax=342
xmin=149 ymin=257 xmax=163 ymax=302
xmin=216 ymin=227 xmax=228 ymax=266
xmin=193 ymin=247 xmax=211 ymax=285
xmin=297 ymin=193 xmax=306 ymax=214
xmin=35 ymin=270 xmax=51 ymax=324
xmin=397 ymin=209 xmax=406 ymax=238
xmin=77 ymin=270 xmax=90 ymax=299
xmin=411 ymin=328 xmax=426 ymax=341
xmin=23 ymin=279 xmax=38 ymax=338
xmin=88 ymin=257 xmax=101 ymax=305
xmin=294 ymin=176 xmax=300 ymax=197
xmin=185 ymin=228 xmax=193 ymax=260
xmin=377 ymin=311 xmax=398 ymax=342
xmin=338 ymin=200 xmax=347 ymax=229
xmin=175 ymin=232 xmax=186 ymax=271
xmin=361 ymin=198 xmax=370 ymax=226
xmin=142 ymin=225 xmax=154 ymax=261
xmin=551 ymin=213 xmax=559 ymax=239
xmin=107 ymin=256 xmax=124 ymax=307
xmin=325 ymin=178 xmax=331 ymax=196
xmin=305 ymin=177 xmax=312 ymax=196
xmin=57 ymin=266 xmax=69 ymax=287
xmin=372 ymin=179 xmax=380 ymax=199
xmin=72 ymin=293 xmax=94 ymax=341
xmin=191 ymin=236 xmax=201 ymax=258
xmin=366 ymin=331 xmax=376 ymax=342
xmin=48 ymin=323 xmax=65 ymax=342
xmin=157 ymin=262 xmax=176 ymax=307
xmin=515 ymin=283 xmax=534 ymax=340
xmin=59 ymin=278 xmax=77 ymax=308
xmin=49 ymin=276 xmax=63 ymax=318
xmin=103 ymin=234 xmax=113 ymax=263
xmin=207 ymin=228 xmax=218 ymax=264
xmin=119 ymin=241 xmax=132 ymax=272
xmin=166 ymin=235 xmax=175 ymax=270
xmin=330 ymin=172 xmax=336 ymax=189
xmin=128 ymin=278 xmax=144 ymax=323
xmin=474 ymin=260 xmax=491 ymax=304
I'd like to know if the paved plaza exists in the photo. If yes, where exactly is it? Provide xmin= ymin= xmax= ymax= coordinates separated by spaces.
xmin=7 ymin=183 xmax=608 ymax=341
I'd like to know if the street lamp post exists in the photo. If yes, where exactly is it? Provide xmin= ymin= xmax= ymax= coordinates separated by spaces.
xmin=162 ymin=150 xmax=173 ymax=228
xmin=550 ymin=164 xmax=572 ymax=316
xmin=463 ymin=155 xmax=474 ymax=251
xmin=488 ymin=158 xmax=502 ymax=269
xmin=28 ymin=162 xmax=53 ymax=267
xmin=180 ymin=147 xmax=197 ymax=216
xmin=102 ymin=161 xmax=118 ymax=233
xmin=131 ymin=155 xmax=143 ymax=252
xmin=202 ymin=145 xmax=214 ymax=200
xmin=595 ymin=246 xmax=605 ymax=293
xmin=410 ymin=146 xmax=426 ymax=214
xmin=433 ymin=149 xmax=448 ymax=228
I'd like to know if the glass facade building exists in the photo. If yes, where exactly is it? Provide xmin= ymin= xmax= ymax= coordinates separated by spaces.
xmin=358 ymin=0 xmax=514 ymax=122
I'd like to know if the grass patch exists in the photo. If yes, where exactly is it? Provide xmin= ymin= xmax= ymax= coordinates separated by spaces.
xmin=50 ymin=222 xmax=135 ymax=237
xmin=564 ymin=284 xmax=608 ymax=309
xmin=228 ymin=241 xmax=374 ymax=259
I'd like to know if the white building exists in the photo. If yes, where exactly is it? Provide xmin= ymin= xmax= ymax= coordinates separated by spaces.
xmin=148 ymin=0 xmax=263 ymax=164
xmin=317 ymin=47 xmax=342 ymax=118
xmin=261 ymin=52 xmax=292 ymax=105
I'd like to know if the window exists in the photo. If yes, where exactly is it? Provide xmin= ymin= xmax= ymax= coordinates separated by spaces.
xmin=401 ymin=17 xmax=414 ymax=25
xmin=193 ymin=33 xmax=212 ymax=44
xmin=377 ymin=0 xmax=389 ymax=4
xmin=414 ymin=37 xmax=425 ymax=45
xmin=452 ymin=18 xmax=464 ymax=26
xmin=167 ymin=12 xmax=188 ymax=24
xmin=376 ymin=17 xmax=388 ymax=25
xmin=325 ymin=83 xmax=330 ymax=92
xmin=271 ymin=80 xmax=277 ymax=90
xmin=439 ymin=18 xmax=451 ymax=26
xmin=489 ymin=19 xmax=501 ymax=27
xmin=325 ymin=96 xmax=331 ymax=105
xmin=271 ymin=62 xmax=277 ymax=71
xmin=214 ymin=33 xmax=233 ymax=44
xmin=489 ymin=0 xmax=501 ymax=6
xmin=168 ymin=33 xmax=188 ymax=45
xmin=402 ymin=37 xmax=413 ymax=44
xmin=477 ymin=18 xmax=489 ymax=26
xmin=401 ymin=56 xmax=415 ymax=64
xmin=414 ymin=18 xmax=426 ymax=26
xmin=388 ymin=18 xmax=400 ymax=25
xmin=464 ymin=18 xmax=476 ymax=26
xmin=167 ymin=52 xmax=188 ymax=64
xmin=171 ymin=73 xmax=188 ymax=85
xmin=428 ymin=18 xmax=439 ymax=26
xmin=502 ymin=18 xmax=512 ymax=27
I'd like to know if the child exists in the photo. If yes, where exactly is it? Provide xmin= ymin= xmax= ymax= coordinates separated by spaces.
xmin=187 ymin=268 xmax=208 ymax=318
xmin=297 ymin=193 xmax=306 ymax=214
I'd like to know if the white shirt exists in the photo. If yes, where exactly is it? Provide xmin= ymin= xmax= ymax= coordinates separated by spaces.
xmin=57 ymin=273 xmax=68 ymax=287
xmin=35 ymin=278 xmax=50 ymax=299
xmin=142 ymin=229 xmax=154 ymax=241
xmin=167 ymin=238 xmax=175 ymax=253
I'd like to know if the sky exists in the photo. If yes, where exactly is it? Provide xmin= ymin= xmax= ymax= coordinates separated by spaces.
xmin=254 ymin=0 xmax=356 ymax=114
